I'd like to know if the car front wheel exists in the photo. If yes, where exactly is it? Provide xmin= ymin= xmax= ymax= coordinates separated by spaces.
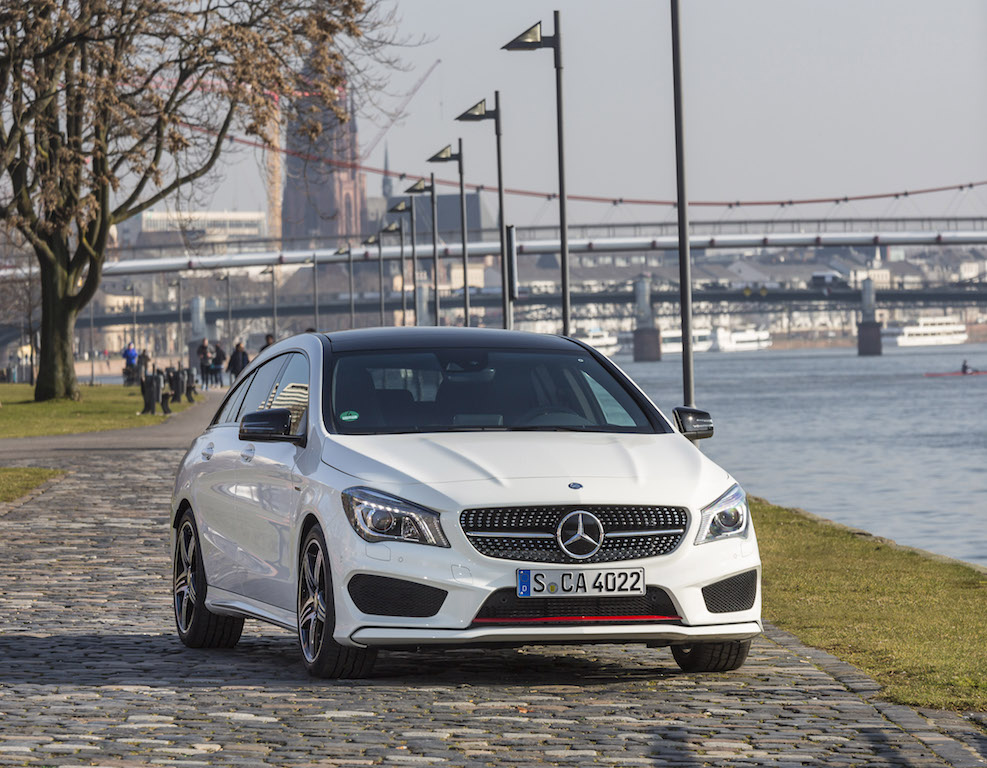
xmin=298 ymin=525 xmax=376 ymax=678
xmin=671 ymin=639 xmax=751 ymax=672
xmin=173 ymin=511 xmax=244 ymax=648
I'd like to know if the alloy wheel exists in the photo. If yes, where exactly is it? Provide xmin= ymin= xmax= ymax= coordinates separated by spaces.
xmin=298 ymin=537 xmax=328 ymax=663
xmin=174 ymin=520 xmax=198 ymax=634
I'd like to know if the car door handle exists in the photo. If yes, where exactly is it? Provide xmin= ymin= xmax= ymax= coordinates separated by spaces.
xmin=240 ymin=445 xmax=255 ymax=462
xmin=201 ymin=443 xmax=214 ymax=461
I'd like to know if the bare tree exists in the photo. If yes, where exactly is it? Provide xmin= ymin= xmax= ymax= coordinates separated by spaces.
xmin=1 ymin=0 xmax=393 ymax=400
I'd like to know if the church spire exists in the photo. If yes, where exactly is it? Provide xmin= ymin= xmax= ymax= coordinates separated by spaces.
xmin=382 ymin=143 xmax=393 ymax=199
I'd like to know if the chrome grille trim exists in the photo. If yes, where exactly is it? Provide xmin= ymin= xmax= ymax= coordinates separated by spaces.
xmin=460 ymin=505 xmax=689 ymax=564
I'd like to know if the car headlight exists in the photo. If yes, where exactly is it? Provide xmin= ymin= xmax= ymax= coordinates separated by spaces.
xmin=342 ymin=487 xmax=450 ymax=548
xmin=695 ymin=484 xmax=749 ymax=545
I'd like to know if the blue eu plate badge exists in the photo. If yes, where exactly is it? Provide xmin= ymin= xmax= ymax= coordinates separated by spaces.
xmin=516 ymin=569 xmax=531 ymax=597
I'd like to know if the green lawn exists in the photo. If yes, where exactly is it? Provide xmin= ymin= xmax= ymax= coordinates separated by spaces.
xmin=0 ymin=382 xmax=190 ymax=439
xmin=753 ymin=497 xmax=987 ymax=711
xmin=0 ymin=467 xmax=63 ymax=502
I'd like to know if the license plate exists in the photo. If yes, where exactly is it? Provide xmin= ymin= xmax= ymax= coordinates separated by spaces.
xmin=516 ymin=568 xmax=645 ymax=598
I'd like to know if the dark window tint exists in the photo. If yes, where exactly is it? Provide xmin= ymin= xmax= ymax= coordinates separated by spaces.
xmin=327 ymin=348 xmax=662 ymax=435
xmin=239 ymin=355 xmax=289 ymax=418
xmin=269 ymin=353 xmax=310 ymax=435
xmin=215 ymin=371 xmax=255 ymax=424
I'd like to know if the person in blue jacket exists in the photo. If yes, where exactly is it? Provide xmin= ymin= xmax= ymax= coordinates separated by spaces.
xmin=122 ymin=342 xmax=138 ymax=368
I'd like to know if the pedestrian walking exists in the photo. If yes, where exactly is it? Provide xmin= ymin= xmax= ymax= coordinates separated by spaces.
xmin=260 ymin=333 xmax=275 ymax=351
xmin=212 ymin=343 xmax=227 ymax=387
xmin=227 ymin=342 xmax=249 ymax=382
xmin=196 ymin=338 xmax=212 ymax=391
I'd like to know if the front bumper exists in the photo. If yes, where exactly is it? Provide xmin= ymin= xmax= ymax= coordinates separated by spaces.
xmin=351 ymin=620 xmax=763 ymax=648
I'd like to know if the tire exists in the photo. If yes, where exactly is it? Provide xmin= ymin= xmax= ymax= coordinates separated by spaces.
xmin=173 ymin=511 xmax=244 ymax=648
xmin=671 ymin=639 xmax=751 ymax=672
xmin=298 ymin=525 xmax=377 ymax=679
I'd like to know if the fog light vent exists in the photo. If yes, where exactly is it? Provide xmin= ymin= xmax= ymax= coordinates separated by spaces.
xmin=347 ymin=575 xmax=447 ymax=617
xmin=701 ymin=570 xmax=758 ymax=614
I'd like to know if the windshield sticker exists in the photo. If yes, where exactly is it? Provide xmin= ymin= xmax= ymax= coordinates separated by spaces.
xmin=340 ymin=411 xmax=360 ymax=422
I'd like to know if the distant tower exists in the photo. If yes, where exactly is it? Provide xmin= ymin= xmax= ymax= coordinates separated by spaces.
xmin=382 ymin=144 xmax=393 ymax=199
xmin=282 ymin=85 xmax=367 ymax=243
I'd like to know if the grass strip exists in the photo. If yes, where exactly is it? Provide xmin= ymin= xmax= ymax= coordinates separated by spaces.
xmin=0 ymin=383 xmax=191 ymax=439
xmin=0 ymin=467 xmax=63 ymax=503
xmin=753 ymin=497 xmax=987 ymax=712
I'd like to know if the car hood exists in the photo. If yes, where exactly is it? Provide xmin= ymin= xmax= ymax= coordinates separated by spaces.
xmin=322 ymin=431 xmax=730 ymax=504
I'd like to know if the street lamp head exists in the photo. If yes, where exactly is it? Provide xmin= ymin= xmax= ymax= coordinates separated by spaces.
xmin=361 ymin=235 xmax=378 ymax=246
xmin=388 ymin=200 xmax=410 ymax=214
xmin=405 ymin=178 xmax=431 ymax=194
xmin=381 ymin=221 xmax=400 ymax=234
xmin=335 ymin=245 xmax=351 ymax=255
xmin=427 ymin=144 xmax=458 ymax=163
xmin=503 ymin=21 xmax=544 ymax=50
xmin=456 ymin=99 xmax=493 ymax=122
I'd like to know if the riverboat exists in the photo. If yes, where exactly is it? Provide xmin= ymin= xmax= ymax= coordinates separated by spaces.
xmin=573 ymin=328 xmax=621 ymax=357
xmin=660 ymin=327 xmax=714 ymax=355
xmin=881 ymin=316 xmax=968 ymax=347
xmin=712 ymin=326 xmax=773 ymax=352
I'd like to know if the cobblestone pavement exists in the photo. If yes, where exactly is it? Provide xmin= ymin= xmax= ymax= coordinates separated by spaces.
xmin=1 ymin=448 xmax=985 ymax=767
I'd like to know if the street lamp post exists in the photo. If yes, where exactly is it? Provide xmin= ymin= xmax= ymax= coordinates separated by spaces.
xmin=169 ymin=279 xmax=183 ymax=365
xmin=389 ymin=199 xmax=417 ymax=326
xmin=260 ymin=266 xmax=278 ymax=340
xmin=670 ymin=0 xmax=695 ymax=406
xmin=126 ymin=283 xmax=138 ymax=346
xmin=457 ymin=91 xmax=510 ymax=328
xmin=504 ymin=12 xmax=571 ymax=336
xmin=335 ymin=245 xmax=354 ymax=328
xmin=89 ymin=299 xmax=95 ymax=386
xmin=217 ymin=274 xmax=232 ymax=351
xmin=310 ymin=254 xmax=320 ymax=330
xmin=428 ymin=140 xmax=470 ymax=326
xmin=405 ymin=177 xmax=438 ymax=326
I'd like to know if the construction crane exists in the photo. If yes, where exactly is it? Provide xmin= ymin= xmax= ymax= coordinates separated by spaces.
xmin=359 ymin=58 xmax=442 ymax=161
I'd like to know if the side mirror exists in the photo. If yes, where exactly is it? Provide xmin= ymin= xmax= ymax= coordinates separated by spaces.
xmin=673 ymin=406 xmax=714 ymax=441
xmin=239 ymin=408 xmax=305 ymax=445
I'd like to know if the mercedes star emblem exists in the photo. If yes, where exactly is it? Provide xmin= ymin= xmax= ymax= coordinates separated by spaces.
xmin=556 ymin=510 xmax=605 ymax=560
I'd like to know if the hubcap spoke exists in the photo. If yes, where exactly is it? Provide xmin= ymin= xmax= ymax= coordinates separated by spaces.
xmin=299 ymin=539 xmax=329 ymax=662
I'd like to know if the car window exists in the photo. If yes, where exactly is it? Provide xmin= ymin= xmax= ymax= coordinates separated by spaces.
xmin=269 ymin=352 xmax=309 ymax=435
xmin=238 ymin=355 xmax=289 ymax=419
xmin=328 ymin=348 xmax=661 ymax=435
xmin=214 ymin=371 xmax=255 ymax=425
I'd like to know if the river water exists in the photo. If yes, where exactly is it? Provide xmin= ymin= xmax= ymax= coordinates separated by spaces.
xmin=620 ymin=342 xmax=987 ymax=569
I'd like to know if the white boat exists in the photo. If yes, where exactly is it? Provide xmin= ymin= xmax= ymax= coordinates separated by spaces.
xmin=573 ymin=328 xmax=621 ymax=357
xmin=712 ymin=326 xmax=773 ymax=352
xmin=661 ymin=327 xmax=713 ymax=355
xmin=881 ymin=316 xmax=968 ymax=347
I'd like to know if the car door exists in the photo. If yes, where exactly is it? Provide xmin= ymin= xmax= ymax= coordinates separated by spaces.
xmin=235 ymin=351 xmax=310 ymax=611
xmin=192 ymin=372 xmax=255 ymax=595
xmin=200 ymin=355 xmax=287 ymax=598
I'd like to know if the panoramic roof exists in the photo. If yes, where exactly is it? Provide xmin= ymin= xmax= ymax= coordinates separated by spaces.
xmin=324 ymin=327 xmax=580 ymax=353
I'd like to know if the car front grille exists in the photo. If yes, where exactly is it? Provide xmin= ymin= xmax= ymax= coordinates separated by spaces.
xmin=460 ymin=505 xmax=689 ymax=564
xmin=472 ymin=586 xmax=681 ymax=626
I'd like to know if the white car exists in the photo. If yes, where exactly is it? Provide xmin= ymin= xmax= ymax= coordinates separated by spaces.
xmin=171 ymin=328 xmax=761 ymax=678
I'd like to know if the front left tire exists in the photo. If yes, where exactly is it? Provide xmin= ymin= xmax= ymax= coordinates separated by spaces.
xmin=173 ymin=511 xmax=244 ymax=648
xmin=298 ymin=525 xmax=377 ymax=678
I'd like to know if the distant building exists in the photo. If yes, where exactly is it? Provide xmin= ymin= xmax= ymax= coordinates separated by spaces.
xmin=115 ymin=210 xmax=266 ymax=252
xmin=282 ymin=90 xmax=367 ymax=245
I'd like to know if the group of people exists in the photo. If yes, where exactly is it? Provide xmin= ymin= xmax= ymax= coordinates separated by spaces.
xmin=196 ymin=338 xmax=251 ymax=389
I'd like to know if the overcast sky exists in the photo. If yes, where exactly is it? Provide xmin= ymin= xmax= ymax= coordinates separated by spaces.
xmin=203 ymin=0 xmax=987 ymax=228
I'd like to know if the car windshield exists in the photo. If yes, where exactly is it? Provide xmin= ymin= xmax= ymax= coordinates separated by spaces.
xmin=327 ymin=347 xmax=664 ymax=435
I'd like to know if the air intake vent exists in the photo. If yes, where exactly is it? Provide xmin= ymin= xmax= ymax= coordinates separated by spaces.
xmin=347 ymin=575 xmax=447 ymax=617
xmin=702 ymin=570 xmax=758 ymax=614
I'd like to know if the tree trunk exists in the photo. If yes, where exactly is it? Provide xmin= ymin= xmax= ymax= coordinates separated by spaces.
xmin=34 ymin=257 xmax=81 ymax=401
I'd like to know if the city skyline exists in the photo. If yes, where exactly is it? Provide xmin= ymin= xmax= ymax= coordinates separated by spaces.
xmin=199 ymin=0 xmax=987 ymax=229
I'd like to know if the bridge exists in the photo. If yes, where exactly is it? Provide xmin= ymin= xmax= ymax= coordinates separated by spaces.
xmin=5 ymin=217 xmax=987 ymax=349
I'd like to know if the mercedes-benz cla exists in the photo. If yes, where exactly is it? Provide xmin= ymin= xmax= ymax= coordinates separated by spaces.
xmin=171 ymin=328 xmax=761 ymax=678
